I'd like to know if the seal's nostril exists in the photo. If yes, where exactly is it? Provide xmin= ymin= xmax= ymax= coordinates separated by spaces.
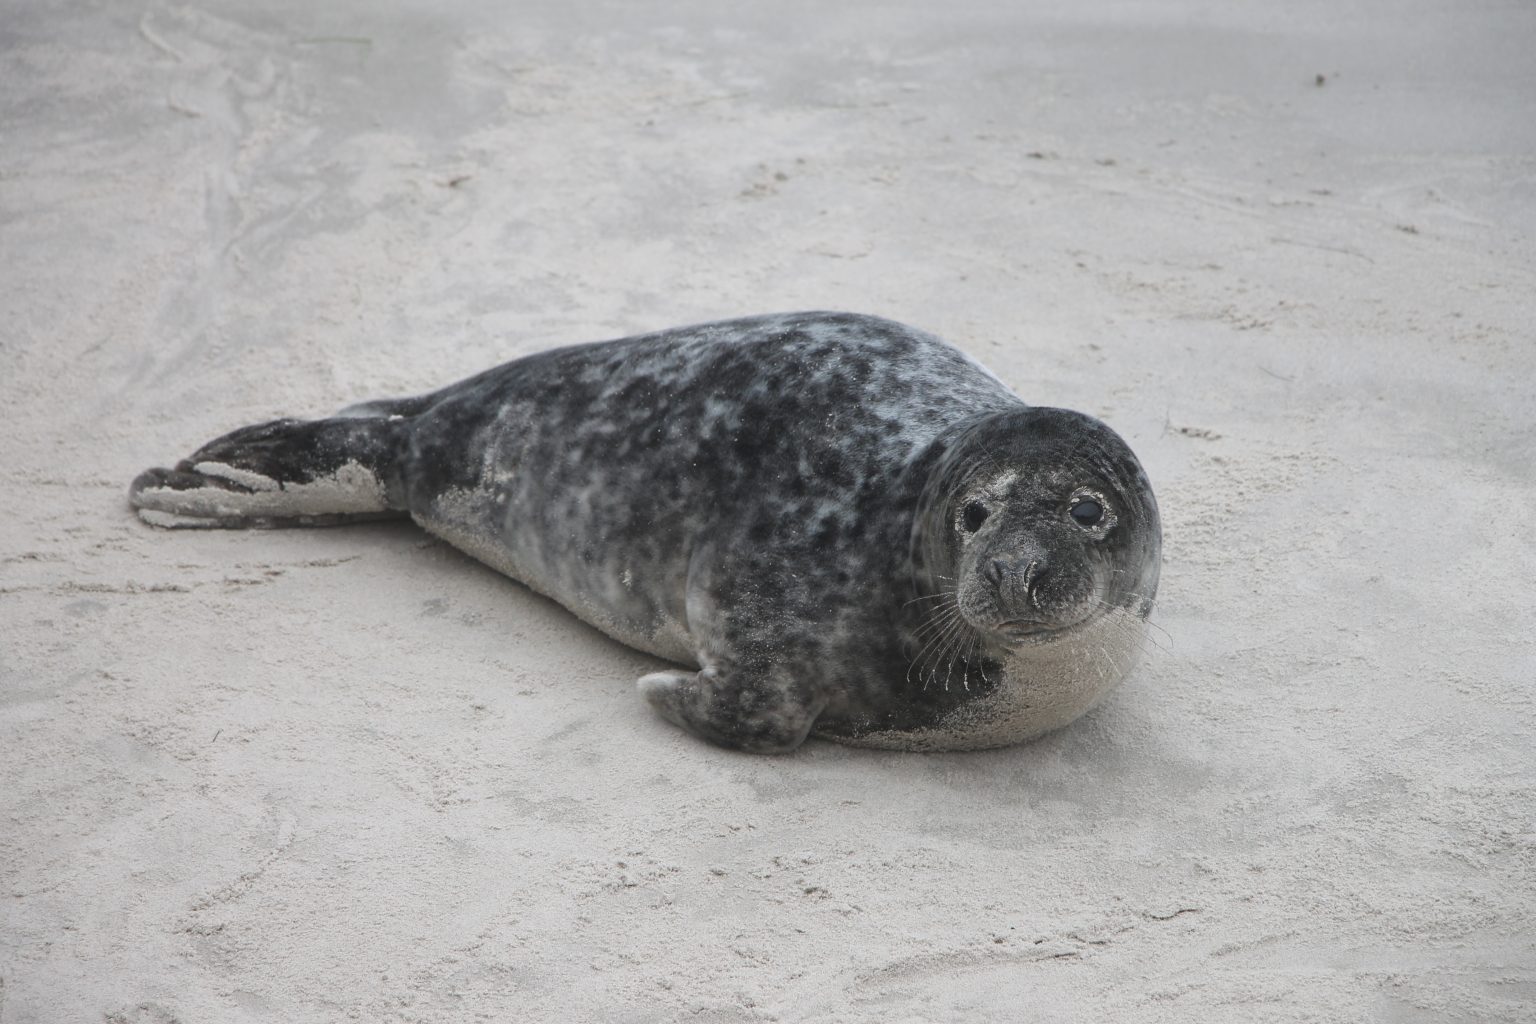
xmin=987 ymin=558 xmax=1007 ymax=584
xmin=1025 ymin=561 xmax=1048 ymax=608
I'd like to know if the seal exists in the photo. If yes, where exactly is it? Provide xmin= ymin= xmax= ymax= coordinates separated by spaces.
xmin=130 ymin=312 xmax=1161 ymax=753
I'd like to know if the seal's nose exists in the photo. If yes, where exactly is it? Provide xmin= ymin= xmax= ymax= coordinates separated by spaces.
xmin=990 ymin=557 xmax=1045 ymax=609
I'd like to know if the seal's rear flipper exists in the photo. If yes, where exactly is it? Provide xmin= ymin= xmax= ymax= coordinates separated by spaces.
xmin=130 ymin=416 xmax=410 ymax=529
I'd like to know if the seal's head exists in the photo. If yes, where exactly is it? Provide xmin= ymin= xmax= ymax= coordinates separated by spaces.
xmin=914 ymin=408 xmax=1161 ymax=649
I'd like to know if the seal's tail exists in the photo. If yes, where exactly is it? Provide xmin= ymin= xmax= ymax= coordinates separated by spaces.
xmin=129 ymin=405 xmax=416 ymax=529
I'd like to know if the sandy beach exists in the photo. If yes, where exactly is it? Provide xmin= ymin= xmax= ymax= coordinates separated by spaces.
xmin=3 ymin=1 xmax=1534 ymax=1020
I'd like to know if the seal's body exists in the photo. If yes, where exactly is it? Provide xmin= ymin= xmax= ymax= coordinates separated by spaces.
xmin=131 ymin=313 xmax=1161 ymax=753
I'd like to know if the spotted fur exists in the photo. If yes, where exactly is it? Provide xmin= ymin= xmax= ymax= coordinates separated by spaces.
xmin=130 ymin=312 xmax=1162 ymax=753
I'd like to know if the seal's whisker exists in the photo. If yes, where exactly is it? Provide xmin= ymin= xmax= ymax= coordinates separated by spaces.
xmin=1089 ymin=600 xmax=1171 ymax=656
xmin=902 ymin=589 xmax=959 ymax=609
xmin=941 ymin=618 xmax=983 ymax=693
xmin=922 ymin=615 xmax=966 ymax=672
xmin=938 ymin=623 xmax=968 ymax=692
xmin=961 ymin=630 xmax=983 ymax=691
xmin=912 ymin=595 xmax=960 ymax=623
xmin=919 ymin=615 xmax=971 ymax=692
xmin=1089 ymin=608 xmax=1168 ymax=660
xmin=907 ymin=610 xmax=966 ymax=687
xmin=912 ymin=602 xmax=958 ymax=629
xmin=912 ymin=604 xmax=963 ymax=642
xmin=906 ymin=632 xmax=949 ymax=685
xmin=958 ymin=632 xmax=972 ymax=691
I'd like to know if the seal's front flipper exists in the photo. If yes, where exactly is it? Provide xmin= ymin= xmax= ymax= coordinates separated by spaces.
xmin=637 ymin=668 xmax=825 ymax=754
xmin=130 ymin=416 xmax=410 ymax=529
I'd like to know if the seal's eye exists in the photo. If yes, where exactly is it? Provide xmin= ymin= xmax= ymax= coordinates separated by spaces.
xmin=1069 ymin=498 xmax=1104 ymax=527
xmin=961 ymin=501 xmax=989 ymax=532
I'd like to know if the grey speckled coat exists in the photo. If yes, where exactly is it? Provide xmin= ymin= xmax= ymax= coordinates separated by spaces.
xmin=131 ymin=312 xmax=1161 ymax=753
